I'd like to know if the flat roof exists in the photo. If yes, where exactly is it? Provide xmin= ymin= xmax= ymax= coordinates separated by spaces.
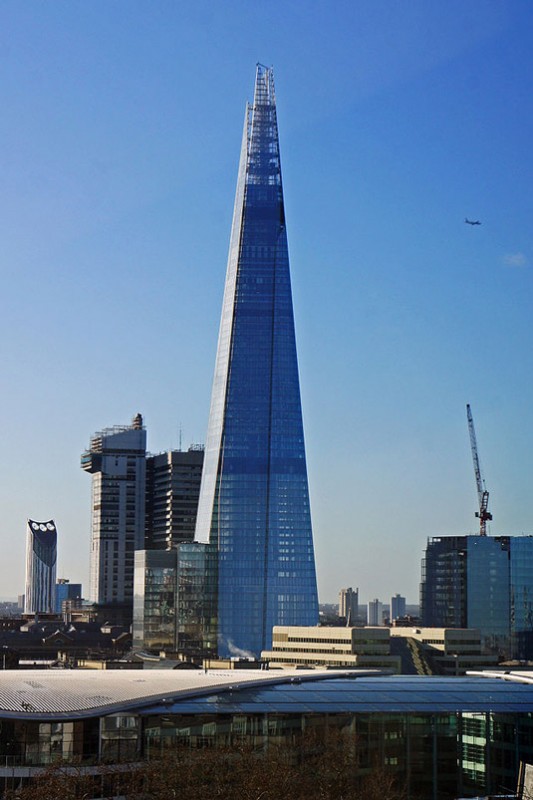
xmin=0 ymin=669 xmax=532 ymax=721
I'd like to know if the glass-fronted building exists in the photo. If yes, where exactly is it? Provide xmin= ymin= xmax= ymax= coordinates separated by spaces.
xmin=421 ymin=534 xmax=533 ymax=659
xmin=466 ymin=536 xmax=510 ymax=655
xmin=133 ymin=543 xmax=217 ymax=659
xmin=510 ymin=536 xmax=533 ymax=660
xmin=421 ymin=535 xmax=468 ymax=629
xmin=55 ymin=579 xmax=82 ymax=615
xmin=195 ymin=65 xmax=319 ymax=656
xmin=133 ymin=550 xmax=177 ymax=651
xmin=1 ymin=670 xmax=533 ymax=799
xmin=175 ymin=542 xmax=217 ymax=660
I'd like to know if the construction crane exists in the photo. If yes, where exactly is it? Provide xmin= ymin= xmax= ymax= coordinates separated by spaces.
xmin=466 ymin=403 xmax=492 ymax=536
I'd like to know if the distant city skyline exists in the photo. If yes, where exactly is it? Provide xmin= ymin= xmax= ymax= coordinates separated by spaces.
xmin=2 ymin=2 xmax=533 ymax=603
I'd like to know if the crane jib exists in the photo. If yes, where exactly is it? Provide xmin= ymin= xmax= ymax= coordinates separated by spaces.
xmin=466 ymin=404 xmax=492 ymax=536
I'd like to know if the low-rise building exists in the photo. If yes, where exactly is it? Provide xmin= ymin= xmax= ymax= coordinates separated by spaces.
xmin=261 ymin=625 xmax=401 ymax=672
xmin=0 ymin=669 xmax=530 ymax=798
xmin=390 ymin=626 xmax=500 ymax=674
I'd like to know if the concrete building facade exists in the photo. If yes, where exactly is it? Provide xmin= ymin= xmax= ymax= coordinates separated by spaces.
xmin=261 ymin=625 xmax=401 ymax=671
xmin=368 ymin=598 xmax=384 ymax=626
xmin=390 ymin=593 xmax=406 ymax=621
xmin=338 ymin=587 xmax=358 ymax=624
xmin=144 ymin=447 xmax=203 ymax=550
xmin=82 ymin=414 xmax=147 ymax=605
xmin=389 ymin=626 xmax=499 ymax=675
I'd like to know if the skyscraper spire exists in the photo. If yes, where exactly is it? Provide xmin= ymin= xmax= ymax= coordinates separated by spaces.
xmin=196 ymin=65 xmax=318 ymax=657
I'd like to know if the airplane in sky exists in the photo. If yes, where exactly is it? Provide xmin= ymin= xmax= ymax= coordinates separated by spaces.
xmin=465 ymin=218 xmax=482 ymax=225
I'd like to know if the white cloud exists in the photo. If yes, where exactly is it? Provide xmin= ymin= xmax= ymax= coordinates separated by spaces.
xmin=503 ymin=252 xmax=528 ymax=268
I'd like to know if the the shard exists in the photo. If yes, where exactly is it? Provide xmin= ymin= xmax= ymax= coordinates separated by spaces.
xmin=195 ymin=65 xmax=319 ymax=657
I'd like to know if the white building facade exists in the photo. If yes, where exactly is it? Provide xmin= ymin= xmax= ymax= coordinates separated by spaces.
xmin=82 ymin=414 xmax=146 ymax=605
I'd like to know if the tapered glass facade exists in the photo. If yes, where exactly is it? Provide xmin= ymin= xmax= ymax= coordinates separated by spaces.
xmin=195 ymin=65 xmax=318 ymax=656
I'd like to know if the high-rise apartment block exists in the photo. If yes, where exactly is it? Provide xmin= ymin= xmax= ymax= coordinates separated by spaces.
xmin=368 ymin=598 xmax=384 ymax=626
xmin=195 ymin=65 xmax=319 ymax=657
xmin=82 ymin=411 xmax=205 ymax=613
xmin=24 ymin=519 xmax=57 ymax=614
xmin=390 ymin=593 xmax=406 ymax=621
xmin=82 ymin=414 xmax=147 ymax=605
xmin=421 ymin=534 xmax=533 ymax=659
xmin=338 ymin=587 xmax=359 ymax=624
xmin=145 ymin=447 xmax=204 ymax=550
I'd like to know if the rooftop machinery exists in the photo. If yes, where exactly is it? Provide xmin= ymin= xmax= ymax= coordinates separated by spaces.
xmin=466 ymin=403 xmax=493 ymax=536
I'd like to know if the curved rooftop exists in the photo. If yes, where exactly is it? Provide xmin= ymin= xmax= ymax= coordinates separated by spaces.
xmin=0 ymin=668 xmax=341 ymax=719
xmin=0 ymin=669 xmax=532 ymax=721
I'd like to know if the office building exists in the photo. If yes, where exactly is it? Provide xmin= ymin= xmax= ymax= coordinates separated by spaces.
xmin=390 ymin=593 xmax=406 ymax=621
xmin=144 ymin=447 xmax=204 ymax=550
xmin=81 ymin=414 xmax=146 ymax=605
xmin=133 ymin=542 xmax=217 ymax=660
xmin=174 ymin=541 xmax=217 ymax=660
xmin=368 ymin=598 xmax=384 ymax=626
xmin=510 ymin=536 xmax=533 ymax=660
xmin=338 ymin=587 xmax=359 ymax=624
xmin=55 ymin=579 xmax=82 ymax=614
xmin=132 ymin=550 xmax=177 ymax=652
xmin=421 ymin=534 xmax=533 ymax=659
xmin=24 ymin=519 xmax=57 ymax=614
xmin=195 ymin=65 xmax=319 ymax=657
xmin=389 ymin=626 xmax=499 ymax=675
xmin=261 ymin=625 xmax=401 ymax=671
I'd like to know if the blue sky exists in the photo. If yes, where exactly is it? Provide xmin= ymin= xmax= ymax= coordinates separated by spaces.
xmin=2 ymin=1 xmax=533 ymax=604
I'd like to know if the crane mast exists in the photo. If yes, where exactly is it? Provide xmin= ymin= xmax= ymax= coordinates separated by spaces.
xmin=466 ymin=403 xmax=492 ymax=536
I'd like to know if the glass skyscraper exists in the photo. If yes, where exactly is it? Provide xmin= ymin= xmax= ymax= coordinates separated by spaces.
xmin=420 ymin=534 xmax=533 ymax=659
xmin=510 ymin=536 xmax=533 ymax=660
xmin=195 ymin=65 xmax=319 ymax=657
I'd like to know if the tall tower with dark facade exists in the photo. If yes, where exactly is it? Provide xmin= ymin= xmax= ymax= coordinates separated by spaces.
xmin=24 ymin=519 xmax=57 ymax=614
xmin=195 ymin=65 xmax=319 ymax=657
xmin=145 ymin=447 xmax=204 ymax=550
